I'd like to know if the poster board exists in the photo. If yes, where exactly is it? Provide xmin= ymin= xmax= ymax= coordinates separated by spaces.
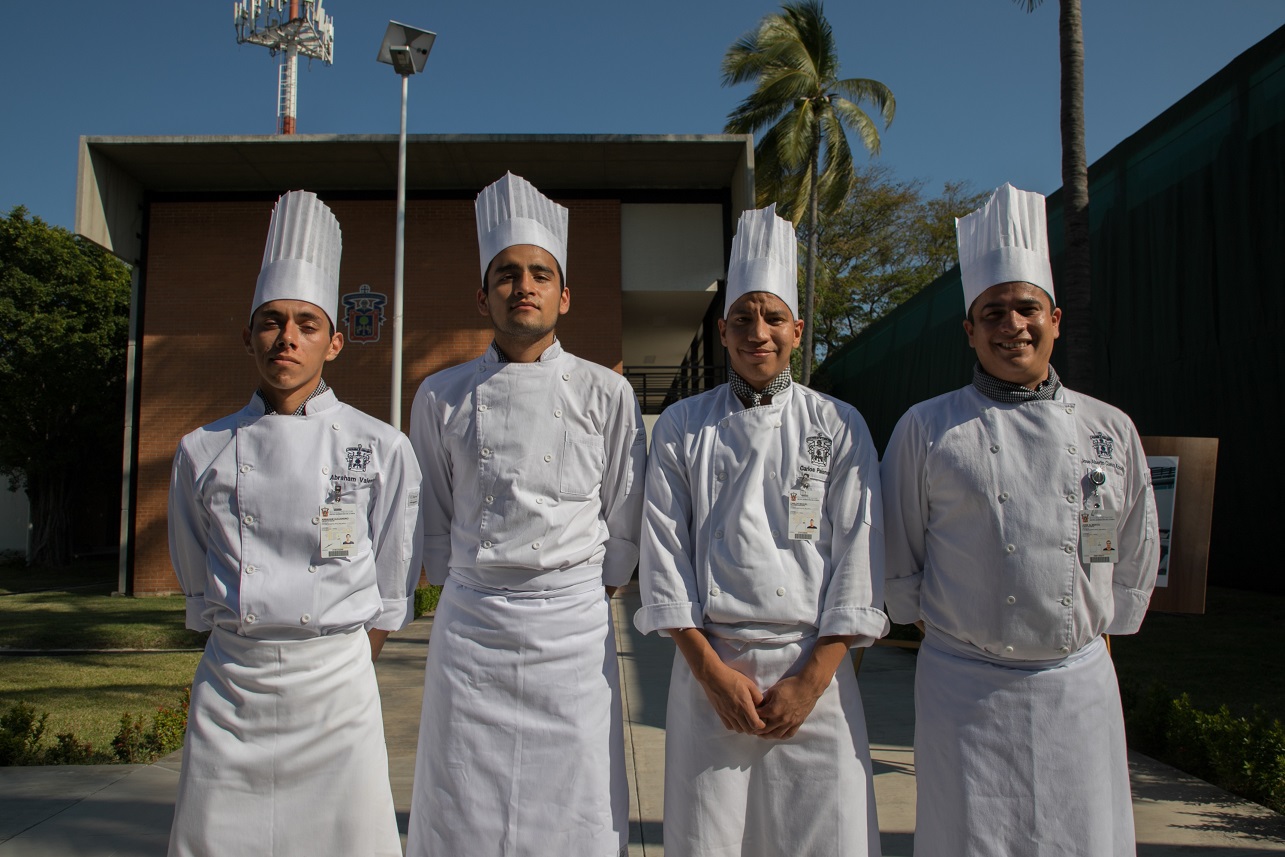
xmin=1140 ymin=436 xmax=1218 ymax=614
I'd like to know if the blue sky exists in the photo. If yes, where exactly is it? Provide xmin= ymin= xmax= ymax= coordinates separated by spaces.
xmin=2 ymin=1 xmax=1282 ymax=231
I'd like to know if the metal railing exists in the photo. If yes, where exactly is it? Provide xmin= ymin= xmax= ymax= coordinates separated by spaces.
xmin=624 ymin=365 xmax=723 ymax=414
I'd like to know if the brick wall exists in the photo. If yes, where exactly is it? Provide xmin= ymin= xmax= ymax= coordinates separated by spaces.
xmin=133 ymin=196 xmax=622 ymax=594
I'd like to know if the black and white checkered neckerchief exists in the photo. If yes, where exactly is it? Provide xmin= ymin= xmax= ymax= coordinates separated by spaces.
xmin=257 ymin=379 xmax=329 ymax=416
xmin=728 ymin=367 xmax=792 ymax=409
xmin=972 ymin=363 xmax=1061 ymax=403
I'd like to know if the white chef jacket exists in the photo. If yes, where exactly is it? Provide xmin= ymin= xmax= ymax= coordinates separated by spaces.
xmin=635 ymin=382 xmax=888 ymax=644
xmin=168 ymin=387 xmax=424 ymax=638
xmin=410 ymin=339 xmax=646 ymax=588
xmin=881 ymin=384 xmax=1158 ymax=660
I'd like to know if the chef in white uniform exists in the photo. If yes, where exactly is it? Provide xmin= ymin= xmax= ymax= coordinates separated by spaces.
xmin=406 ymin=172 xmax=646 ymax=857
xmin=635 ymin=205 xmax=888 ymax=857
xmin=881 ymin=183 xmax=1159 ymax=856
xmin=167 ymin=190 xmax=423 ymax=857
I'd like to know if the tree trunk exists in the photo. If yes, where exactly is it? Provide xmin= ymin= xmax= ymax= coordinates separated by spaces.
xmin=801 ymin=131 xmax=822 ymax=386
xmin=26 ymin=470 xmax=72 ymax=567
xmin=1058 ymin=0 xmax=1094 ymax=395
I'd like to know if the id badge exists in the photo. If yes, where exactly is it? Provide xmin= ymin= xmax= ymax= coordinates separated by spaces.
xmin=320 ymin=503 xmax=359 ymax=558
xmin=1079 ymin=509 xmax=1120 ymax=564
xmin=788 ymin=485 xmax=823 ymax=541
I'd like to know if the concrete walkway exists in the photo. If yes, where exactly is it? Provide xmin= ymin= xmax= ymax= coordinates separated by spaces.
xmin=3 ymin=584 xmax=1284 ymax=855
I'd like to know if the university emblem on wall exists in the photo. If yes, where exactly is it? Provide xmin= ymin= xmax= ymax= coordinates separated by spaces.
xmin=805 ymin=435 xmax=833 ymax=467
xmin=346 ymin=444 xmax=373 ymax=472
xmin=341 ymin=284 xmax=388 ymax=344
xmin=1089 ymin=432 xmax=1115 ymax=459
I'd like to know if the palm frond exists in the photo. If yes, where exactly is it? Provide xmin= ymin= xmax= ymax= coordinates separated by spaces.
xmin=830 ymin=96 xmax=883 ymax=156
xmin=832 ymin=78 xmax=896 ymax=126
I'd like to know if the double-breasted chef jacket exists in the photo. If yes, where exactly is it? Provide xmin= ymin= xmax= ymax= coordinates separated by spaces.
xmin=407 ymin=339 xmax=646 ymax=857
xmin=881 ymin=381 xmax=1159 ymax=857
xmin=167 ymin=385 xmax=423 ymax=857
xmin=636 ymin=381 xmax=888 ymax=857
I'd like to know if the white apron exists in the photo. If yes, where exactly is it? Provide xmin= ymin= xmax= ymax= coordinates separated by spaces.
xmin=407 ymin=568 xmax=628 ymax=857
xmin=914 ymin=630 xmax=1134 ymax=857
xmin=169 ymin=627 xmax=400 ymax=857
xmin=663 ymin=635 xmax=881 ymax=857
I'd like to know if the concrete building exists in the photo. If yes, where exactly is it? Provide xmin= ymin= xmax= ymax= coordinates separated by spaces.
xmin=76 ymin=134 xmax=754 ymax=595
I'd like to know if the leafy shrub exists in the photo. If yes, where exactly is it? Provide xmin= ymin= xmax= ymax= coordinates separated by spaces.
xmin=112 ymin=713 xmax=150 ymax=764
xmin=0 ymin=702 xmax=47 ymax=765
xmin=148 ymin=687 xmax=189 ymax=757
xmin=44 ymin=732 xmax=105 ymax=765
xmin=1124 ymin=683 xmax=1285 ymax=814
xmin=414 ymin=585 xmax=442 ymax=617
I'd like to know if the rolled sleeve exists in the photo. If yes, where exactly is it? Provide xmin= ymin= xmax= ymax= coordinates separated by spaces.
xmin=168 ymin=445 xmax=212 ymax=633
xmin=366 ymin=433 xmax=424 ymax=632
xmin=410 ymin=385 xmax=453 ymax=586
xmin=881 ymin=411 xmax=930 ymax=626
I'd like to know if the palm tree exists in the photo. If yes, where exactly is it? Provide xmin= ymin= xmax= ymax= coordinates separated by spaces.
xmin=1017 ymin=0 xmax=1093 ymax=395
xmin=722 ymin=0 xmax=894 ymax=384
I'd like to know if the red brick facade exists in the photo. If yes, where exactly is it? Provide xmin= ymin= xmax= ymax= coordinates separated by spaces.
xmin=132 ymin=196 xmax=622 ymax=594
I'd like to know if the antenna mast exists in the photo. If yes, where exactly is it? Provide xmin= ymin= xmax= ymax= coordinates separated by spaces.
xmin=234 ymin=0 xmax=335 ymax=134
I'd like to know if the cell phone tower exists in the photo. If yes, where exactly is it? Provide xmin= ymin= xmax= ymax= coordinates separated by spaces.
xmin=233 ymin=0 xmax=335 ymax=134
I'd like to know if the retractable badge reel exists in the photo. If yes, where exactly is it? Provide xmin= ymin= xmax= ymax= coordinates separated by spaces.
xmin=1079 ymin=467 xmax=1118 ymax=567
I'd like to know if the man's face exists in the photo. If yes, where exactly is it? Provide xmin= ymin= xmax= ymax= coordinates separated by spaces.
xmin=477 ymin=244 xmax=569 ymax=338
xmin=963 ymin=281 xmax=1061 ymax=387
xmin=242 ymin=299 xmax=343 ymax=395
xmin=718 ymin=291 xmax=803 ymax=388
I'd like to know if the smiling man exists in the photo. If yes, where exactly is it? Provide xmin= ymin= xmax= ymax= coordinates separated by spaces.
xmin=635 ymin=205 xmax=888 ymax=857
xmin=167 ymin=191 xmax=422 ymax=857
xmin=407 ymin=172 xmax=645 ymax=857
xmin=881 ymin=184 xmax=1159 ymax=856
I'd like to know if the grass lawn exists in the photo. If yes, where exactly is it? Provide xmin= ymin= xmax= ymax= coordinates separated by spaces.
xmin=0 ymin=558 xmax=204 ymax=760
xmin=1111 ymin=585 xmax=1285 ymax=722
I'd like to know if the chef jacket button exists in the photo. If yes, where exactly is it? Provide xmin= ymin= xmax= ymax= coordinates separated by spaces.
xmin=771 ymin=529 xmax=780 ymax=538
xmin=245 ymin=565 xmax=257 ymax=575
xmin=554 ymin=409 xmax=562 ymax=418
xmin=485 ymin=495 xmax=494 ymax=505
xmin=716 ymin=472 xmax=726 ymax=482
xmin=300 ymin=614 xmax=311 ymax=625
xmin=990 ymin=444 xmax=1000 ymax=453
xmin=321 ymin=465 xmax=329 ymax=475
xmin=478 ymin=365 xmax=485 ymax=373
xmin=1006 ymin=595 xmax=1016 ymax=605
xmin=481 ymin=448 xmax=492 ymax=458
xmin=532 ymin=542 xmax=540 ymax=550
xmin=714 ymin=530 xmax=724 ymax=539
xmin=998 ymin=492 xmax=1010 ymax=502
xmin=775 ymin=587 xmax=786 ymax=597
xmin=562 ymin=373 xmax=571 ymax=381
xmin=240 ymin=464 xmax=252 ymax=473
xmin=482 ymin=540 xmax=492 ymax=549
xmin=544 ymin=454 xmax=552 ymax=462
xmin=710 ymin=586 xmax=721 ymax=597
xmin=478 ymin=404 xmax=488 ymax=412
xmin=768 ymin=472 xmax=777 ymax=480
xmin=1061 ymin=596 xmax=1073 ymax=606
xmin=308 ymin=565 xmax=317 ymax=573
xmin=1005 ymin=544 xmax=1016 ymax=554
xmin=245 ymin=614 xmax=257 ymax=624
xmin=311 ymin=516 xmax=320 ymax=525
xmin=1068 ymin=445 xmax=1077 ymax=454
xmin=1066 ymin=493 xmax=1076 ymax=503
xmin=331 ymin=423 xmax=340 ymax=431
xmin=1059 ymin=645 xmax=1071 ymax=654
xmin=243 ymin=514 xmax=254 ymax=525
xmin=239 ymin=421 xmax=250 ymax=428
xmin=1066 ymin=407 xmax=1074 ymax=414
xmin=1003 ymin=645 xmax=1014 ymax=654
xmin=535 ymin=497 xmax=544 ymax=504
xmin=1064 ymin=544 xmax=1075 ymax=554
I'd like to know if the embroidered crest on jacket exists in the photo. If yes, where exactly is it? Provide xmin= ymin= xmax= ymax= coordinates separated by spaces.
xmin=1089 ymin=432 xmax=1115 ymax=459
xmin=346 ymin=444 xmax=373 ymax=472
xmin=806 ymin=435 xmax=833 ymax=467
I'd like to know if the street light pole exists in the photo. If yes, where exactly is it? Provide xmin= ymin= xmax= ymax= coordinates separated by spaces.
xmin=376 ymin=21 xmax=436 ymax=429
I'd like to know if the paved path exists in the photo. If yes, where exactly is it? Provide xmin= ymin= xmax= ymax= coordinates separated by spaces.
xmin=3 ymin=584 xmax=1283 ymax=855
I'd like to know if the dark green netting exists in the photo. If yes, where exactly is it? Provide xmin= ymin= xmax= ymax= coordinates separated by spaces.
xmin=820 ymin=25 xmax=1285 ymax=592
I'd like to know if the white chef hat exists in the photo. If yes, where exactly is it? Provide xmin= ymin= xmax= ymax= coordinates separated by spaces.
xmin=724 ymin=204 xmax=799 ymax=318
xmin=956 ymin=183 xmax=1055 ymax=313
xmin=251 ymin=190 xmax=342 ymax=326
xmin=475 ymin=172 xmax=569 ymax=282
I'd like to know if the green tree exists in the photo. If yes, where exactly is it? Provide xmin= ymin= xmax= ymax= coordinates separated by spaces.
xmin=722 ymin=0 xmax=895 ymax=385
xmin=804 ymin=166 xmax=986 ymax=369
xmin=1016 ymin=0 xmax=1093 ymax=394
xmin=0 ymin=207 xmax=131 ymax=566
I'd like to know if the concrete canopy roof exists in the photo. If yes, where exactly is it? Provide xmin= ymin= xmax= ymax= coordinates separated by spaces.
xmin=76 ymin=134 xmax=755 ymax=264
